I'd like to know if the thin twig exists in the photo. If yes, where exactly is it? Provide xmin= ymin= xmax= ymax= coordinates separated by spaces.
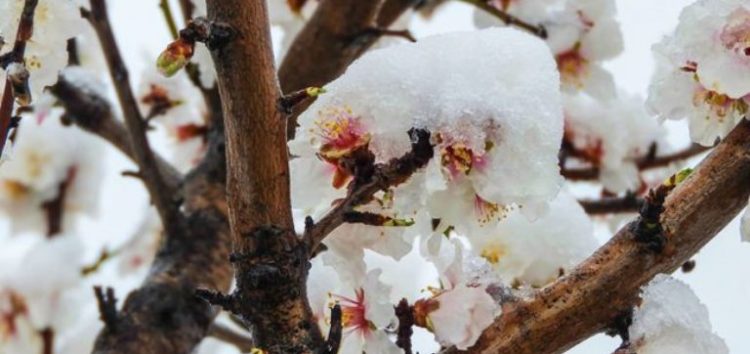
xmin=562 ymin=144 xmax=710 ymax=181
xmin=0 ymin=0 xmax=39 ymax=159
xmin=579 ymin=194 xmax=644 ymax=215
xmin=159 ymin=0 xmax=180 ymax=39
xmin=320 ymin=304 xmax=343 ymax=354
xmin=455 ymin=0 xmax=547 ymax=38
xmin=207 ymin=322 xmax=254 ymax=352
xmin=395 ymin=299 xmax=414 ymax=354
xmin=83 ymin=0 xmax=182 ymax=236
xmin=304 ymin=128 xmax=434 ymax=253
xmin=93 ymin=286 xmax=118 ymax=330
xmin=39 ymin=327 xmax=53 ymax=354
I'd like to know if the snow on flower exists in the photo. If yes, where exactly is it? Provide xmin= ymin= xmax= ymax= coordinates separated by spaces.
xmin=629 ymin=274 xmax=728 ymax=354
xmin=0 ymin=109 xmax=103 ymax=235
xmin=0 ymin=0 xmax=85 ymax=100
xmin=475 ymin=0 xmax=623 ymax=99
xmin=467 ymin=191 xmax=598 ymax=287
xmin=564 ymin=92 xmax=668 ymax=192
xmin=291 ymin=28 xmax=564 ymax=251
xmin=648 ymin=0 xmax=750 ymax=146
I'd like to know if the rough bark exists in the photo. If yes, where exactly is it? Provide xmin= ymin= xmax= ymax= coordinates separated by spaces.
xmin=443 ymin=119 xmax=750 ymax=354
xmin=204 ymin=0 xmax=322 ymax=352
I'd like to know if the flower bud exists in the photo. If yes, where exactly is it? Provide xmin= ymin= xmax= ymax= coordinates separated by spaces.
xmin=156 ymin=38 xmax=194 ymax=77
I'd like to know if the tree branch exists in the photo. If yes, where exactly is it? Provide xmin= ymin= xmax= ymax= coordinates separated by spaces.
xmin=0 ymin=0 xmax=39 ymax=158
xmin=204 ymin=0 xmax=323 ymax=351
xmin=278 ymin=0 xmax=418 ymax=138
xmin=92 ymin=127 xmax=232 ymax=354
xmin=562 ymin=144 xmax=710 ymax=181
xmin=82 ymin=0 xmax=181 ymax=236
xmin=304 ymin=128 xmax=434 ymax=252
xmin=455 ymin=0 xmax=547 ymax=38
xmin=443 ymin=119 xmax=750 ymax=354
xmin=579 ymin=194 xmax=644 ymax=215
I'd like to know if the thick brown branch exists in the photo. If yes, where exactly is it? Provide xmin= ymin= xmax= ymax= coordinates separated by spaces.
xmin=305 ymin=128 xmax=434 ymax=252
xmin=443 ymin=119 xmax=750 ymax=354
xmin=92 ymin=132 xmax=232 ymax=354
xmin=279 ymin=0 xmax=418 ymax=138
xmin=562 ymin=144 xmax=710 ymax=181
xmin=205 ymin=0 xmax=322 ymax=352
xmin=0 ymin=0 xmax=39 ymax=158
xmin=83 ymin=0 xmax=181 ymax=235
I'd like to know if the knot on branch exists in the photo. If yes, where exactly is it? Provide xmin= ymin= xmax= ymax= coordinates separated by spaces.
xmin=179 ymin=17 xmax=235 ymax=50
xmin=278 ymin=87 xmax=325 ymax=114
xmin=318 ymin=304 xmax=342 ymax=354
xmin=631 ymin=169 xmax=692 ymax=252
xmin=93 ymin=286 xmax=119 ymax=331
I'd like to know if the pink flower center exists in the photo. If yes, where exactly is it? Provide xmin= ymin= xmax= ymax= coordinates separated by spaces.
xmin=437 ymin=134 xmax=491 ymax=179
xmin=316 ymin=110 xmax=371 ymax=160
xmin=720 ymin=8 xmax=750 ymax=57
xmin=332 ymin=289 xmax=372 ymax=334
xmin=556 ymin=44 xmax=589 ymax=87
xmin=314 ymin=109 xmax=372 ymax=189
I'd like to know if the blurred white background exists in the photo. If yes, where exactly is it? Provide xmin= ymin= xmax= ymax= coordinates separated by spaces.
xmin=3 ymin=0 xmax=745 ymax=352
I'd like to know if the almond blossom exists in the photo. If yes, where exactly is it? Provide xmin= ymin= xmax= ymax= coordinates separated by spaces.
xmin=415 ymin=239 xmax=499 ymax=350
xmin=0 ymin=0 xmax=85 ymax=100
xmin=564 ymin=92 xmax=668 ymax=192
xmin=648 ymin=0 xmax=750 ymax=146
xmin=0 ymin=107 xmax=103 ymax=235
xmin=467 ymin=191 xmax=598 ymax=287
xmin=291 ymin=28 xmax=565 ymax=254
xmin=629 ymin=274 xmax=728 ymax=354
xmin=0 ymin=234 xmax=87 ymax=354
xmin=314 ymin=269 xmax=401 ymax=354
xmin=137 ymin=66 xmax=208 ymax=171
xmin=475 ymin=0 xmax=623 ymax=99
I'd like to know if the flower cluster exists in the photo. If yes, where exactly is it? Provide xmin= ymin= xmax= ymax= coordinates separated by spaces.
xmin=0 ymin=0 xmax=85 ymax=100
xmin=293 ymin=28 xmax=588 ymax=351
xmin=0 ymin=102 xmax=103 ymax=235
xmin=564 ymin=92 xmax=669 ymax=192
xmin=475 ymin=0 xmax=624 ymax=99
xmin=648 ymin=0 xmax=750 ymax=146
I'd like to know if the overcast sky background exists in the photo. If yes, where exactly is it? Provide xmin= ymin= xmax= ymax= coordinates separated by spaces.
xmin=28 ymin=0 xmax=746 ymax=352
